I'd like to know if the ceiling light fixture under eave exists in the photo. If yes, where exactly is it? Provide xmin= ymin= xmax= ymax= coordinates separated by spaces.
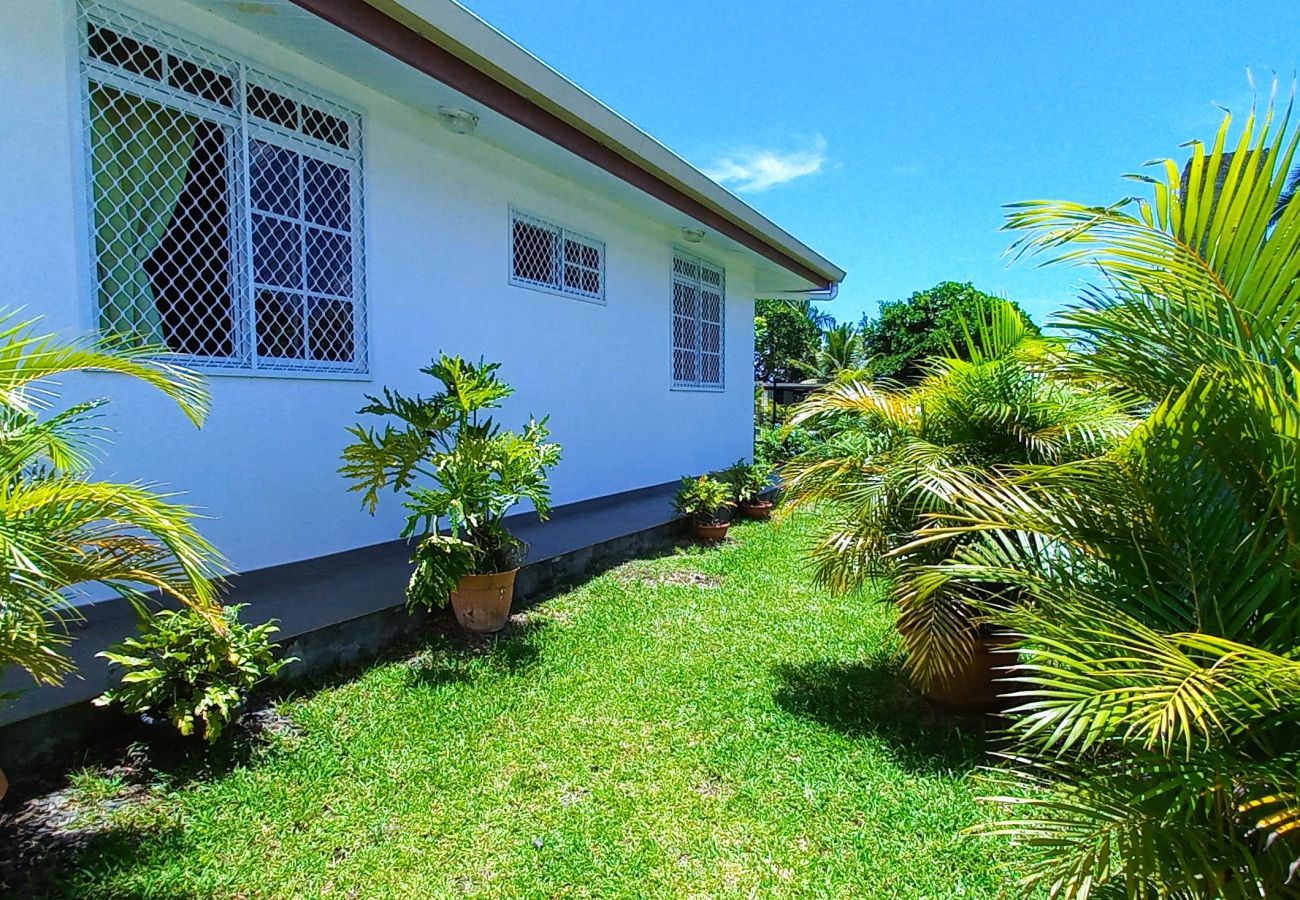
xmin=437 ymin=106 xmax=479 ymax=135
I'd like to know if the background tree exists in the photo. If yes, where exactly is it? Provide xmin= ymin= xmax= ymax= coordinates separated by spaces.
xmin=754 ymin=298 xmax=822 ymax=382
xmin=859 ymin=281 xmax=1037 ymax=382
xmin=795 ymin=322 xmax=868 ymax=382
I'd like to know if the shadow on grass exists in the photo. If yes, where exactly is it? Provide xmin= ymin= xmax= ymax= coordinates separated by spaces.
xmin=403 ymin=617 xmax=547 ymax=688
xmin=773 ymin=655 xmax=994 ymax=774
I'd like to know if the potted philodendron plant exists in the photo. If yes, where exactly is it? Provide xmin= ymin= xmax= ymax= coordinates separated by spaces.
xmin=674 ymin=475 xmax=734 ymax=542
xmin=341 ymin=355 xmax=561 ymax=634
xmin=722 ymin=459 xmax=776 ymax=519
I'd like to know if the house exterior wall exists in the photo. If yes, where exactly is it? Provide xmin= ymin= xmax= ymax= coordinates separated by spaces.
xmin=0 ymin=0 xmax=757 ymax=577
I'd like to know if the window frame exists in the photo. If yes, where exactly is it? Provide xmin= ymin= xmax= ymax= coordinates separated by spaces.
xmin=508 ymin=207 xmax=606 ymax=305
xmin=75 ymin=1 xmax=369 ymax=379
xmin=670 ymin=248 xmax=726 ymax=392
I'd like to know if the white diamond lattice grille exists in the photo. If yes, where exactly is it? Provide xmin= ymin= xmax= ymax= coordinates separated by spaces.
xmin=509 ymin=208 xmax=604 ymax=303
xmin=671 ymin=249 xmax=724 ymax=389
xmin=78 ymin=1 xmax=367 ymax=374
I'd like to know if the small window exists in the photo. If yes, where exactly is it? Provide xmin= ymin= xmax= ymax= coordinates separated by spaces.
xmin=671 ymin=249 xmax=724 ymax=390
xmin=78 ymin=1 xmax=366 ymax=375
xmin=509 ymin=208 xmax=604 ymax=303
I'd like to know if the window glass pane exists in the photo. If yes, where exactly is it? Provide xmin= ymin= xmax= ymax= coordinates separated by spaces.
xmin=87 ymin=25 xmax=163 ymax=80
xmin=309 ymin=297 xmax=355 ymax=362
xmin=306 ymin=228 xmax=351 ymax=296
xmin=672 ymin=281 xmax=698 ymax=320
xmin=89 ymin=84 xmax=235 ymax=357
xmin=249 ymin=141 xmax=299 ymax=217
xmin=248 ymin=84 xmax=299 ymax=131
xmin=702 ymin=320 xmax=721 ymax=355
xmin=674 ymin=347 xmax=697 ymax=384
xmin=564 ymin=265 xmax=600 ymax=295
xmin=701 ymin=353 xmax=721 ymax=385
xmin=252 ymin=214 xmax=303 ymax=289
xmin=304 ymin=157 xmax=351 ymax=231
xmin=302 ymin=105 xmax=350 ymax=149
xmin=512 ymin=219 xmax=558 ymax=285
xmin=255 ymin=290 xmax=304 ymax=358
xmin=167 ymin=55 xmax=234 ymax=107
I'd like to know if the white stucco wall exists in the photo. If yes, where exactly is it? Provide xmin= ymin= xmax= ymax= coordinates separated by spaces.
xmin=0 ymin=0 xmax=757 ymax=574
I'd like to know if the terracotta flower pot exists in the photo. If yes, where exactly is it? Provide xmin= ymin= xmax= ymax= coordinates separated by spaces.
xmin=738 ymin=500 xmax=773 ymax=520
xmin=449 ymin=568 xmax=518 ymax=633
xmin=923 ymin=636 xmax=1019 ymax=712
xmin=694 ymin=522 xmax=730 ymax=542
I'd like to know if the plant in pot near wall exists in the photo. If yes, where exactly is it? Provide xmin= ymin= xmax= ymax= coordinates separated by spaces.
xmin=721 ymin=459 xmax=776 ymax=519
xmin=780 ymin=301 xmax=1137 ymax=709
xmin=674 ymin=475 xmax=735 ymax=542
xmin=341 ymin=355 xmax=561 ymax=634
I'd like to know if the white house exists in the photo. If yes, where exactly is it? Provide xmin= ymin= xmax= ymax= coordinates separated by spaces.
xmin=0 ymin=0 xmax=843 ymax=729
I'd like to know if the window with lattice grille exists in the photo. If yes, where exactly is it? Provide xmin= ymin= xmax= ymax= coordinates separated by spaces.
xmin=671 ymin=250 xmax=724 ymax=390
xmin=78 ymin=2 xmax=367 ymax=375
xmin=508 ymin=209 xmax=604 ymax=303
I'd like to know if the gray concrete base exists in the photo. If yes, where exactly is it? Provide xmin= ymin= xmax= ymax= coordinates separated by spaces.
xmin=0 ymin=481 xmax=687 ymax=785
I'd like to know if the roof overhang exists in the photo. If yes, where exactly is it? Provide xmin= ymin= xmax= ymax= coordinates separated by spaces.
xmin=285 ymin=0 xmax=845 ymax=290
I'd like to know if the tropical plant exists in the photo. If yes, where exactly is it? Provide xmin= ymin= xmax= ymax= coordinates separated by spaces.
xmin=720 ymin=459 xmax=775 ymax=505
xmin=795 ymin=322 xmax=868 ymax=382
xmin=340 ymin=356 xmax=562 ymax=609
xmin=96 ymin=604 xmax=291 ymax=742
xmin=754 ymin=298 xmax=823 ymax=382
xmin=780 ymin=300 xmax=1135 ymax=690
xmin=754 ymin=423 xmax=817 ymax=467
xmin=859 ymin=281 xmax=1038 ymax=383
xmin=672 ymin=475 xmax=734 ymax=527
xmin=0 ymin=312 xmax=223 ymax=692
xmin=911 ymin=95 xmax=1300 ymax=896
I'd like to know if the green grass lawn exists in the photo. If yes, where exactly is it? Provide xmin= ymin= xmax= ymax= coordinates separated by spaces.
xmin=30 ymin=516 xmax=1028 ymax=898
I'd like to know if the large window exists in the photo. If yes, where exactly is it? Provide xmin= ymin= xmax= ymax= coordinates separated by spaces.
xmin=671 ymin=250 xmax=725 ymax=390
xmin=509 ymin=208 xmax=605 ymax=303
xmin=78 ymin=2 xmax=366 ymax=374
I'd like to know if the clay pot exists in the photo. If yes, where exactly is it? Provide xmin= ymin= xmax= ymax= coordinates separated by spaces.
xmin=0 ymin=767 xmax=7 ymax=803
xmin=449 ymin=569 xmax=518 ymax=633
xmin=923 ymin=636 xmax=1019 ymax=712
xmin=738 ymin=500 xmax=773 ymax=520
xmin=694 ymin=522 xmax=730 ymax=542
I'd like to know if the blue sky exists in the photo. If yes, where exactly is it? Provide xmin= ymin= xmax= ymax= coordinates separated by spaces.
xmin=461 ymin=0 xmax=1297 ymax=326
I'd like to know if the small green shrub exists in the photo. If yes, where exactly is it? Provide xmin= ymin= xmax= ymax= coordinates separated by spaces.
xmin=720 ymin=459 xmax=775 ymax=504
xmin=755 ymin=424 xmax=816 ymax=466
xmin=96 ymin=605 xmax=292 ymax=743
xmin=673 ymin=475 xmax=734 ymax=526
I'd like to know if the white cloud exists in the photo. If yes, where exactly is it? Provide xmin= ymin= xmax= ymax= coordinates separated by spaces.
xmin=703 ymin=135 xmax=827 ymax=193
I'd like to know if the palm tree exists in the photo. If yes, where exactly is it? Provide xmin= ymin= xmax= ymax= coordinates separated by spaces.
xmin=796 ymin=322 xmax=868 ymax=382
xmin=911 ymin=97 xmax=1300 ymax=895
xmin=779 ymin=301 xmax=1135 ymax=691
xmin=0 ymin=313 xmax=224 ymax=690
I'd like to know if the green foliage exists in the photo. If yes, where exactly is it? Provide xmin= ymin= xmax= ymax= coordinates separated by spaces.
xmin=340 ymin=355 xmax=562 ymax=608
xmin=754 ymin=423 xmax=817 ymax=467
xmin=719 ymin=458 xmax=775 ymax=504
xmin=859 ymin=281 xmax=1038 ymax=383
xmin=672 ymin=475 xmax=734 ymax=526
xmin=782 ymin=300 xmax=1136 ymax=689
xmin=754 ymin=298 xmax=822 ymax=382
xmin=798 ymin=322 xmax=869 ymax=382
xmin=95 ymin=604 xmax=291 ymax=743
xmin=914 ymin=97 xmax=1300 ymax=895
xmin=0 ymin=312 xmax=223 ymax=691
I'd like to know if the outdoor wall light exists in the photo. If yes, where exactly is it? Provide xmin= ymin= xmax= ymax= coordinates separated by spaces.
xmin=438 ymin=106 xmax=479 ymax=135
xmin=680 ymin=227 xmax=705 ymax=243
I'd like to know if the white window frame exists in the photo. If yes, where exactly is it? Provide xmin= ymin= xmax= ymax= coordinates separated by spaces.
xmin=670 ymin=249 xmax=725 ymax=391
xmin=75 ymin=0 xmax=369 ymax=378
xmin=508 ymin=207 xmax=606 ymax=304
